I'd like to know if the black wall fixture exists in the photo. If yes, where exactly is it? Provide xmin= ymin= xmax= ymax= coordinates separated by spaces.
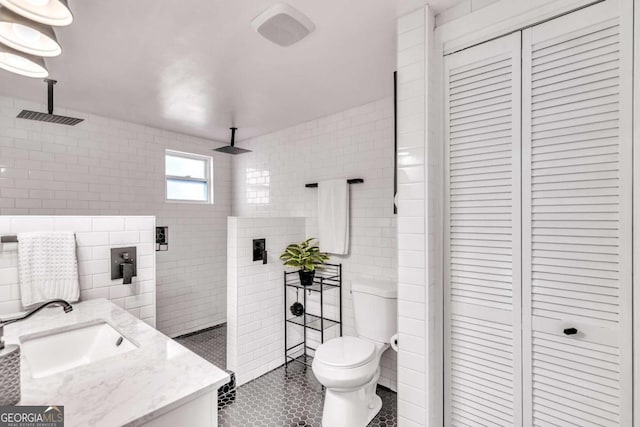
xmin=111 ymin=247 xmax=137 ymax=284
xmin=304 ymin=178 xmax=363 ymax=188
xmin=253 ymin=238 xmax=267 ymax=264
xmin=393 ymin=71 xmax=398 ymax=215
xmin=156 ymin=226 xmax=168 ymax=251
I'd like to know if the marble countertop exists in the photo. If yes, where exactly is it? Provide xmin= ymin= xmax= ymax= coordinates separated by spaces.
xmin=3 ymin=299 xmax=230 ymax=427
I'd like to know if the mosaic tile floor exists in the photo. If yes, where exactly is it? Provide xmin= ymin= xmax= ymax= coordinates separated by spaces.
xmin=175 ymin=325 xmax=236 ymax=408
xmin=176 ymin=325 xmax=227 ymax=367
xmin=176 ymin=325 xmax=397 ymax=427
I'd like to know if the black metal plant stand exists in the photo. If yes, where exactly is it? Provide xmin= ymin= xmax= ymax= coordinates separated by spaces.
xmin=284 ymin=263 xmax=342 ymax=368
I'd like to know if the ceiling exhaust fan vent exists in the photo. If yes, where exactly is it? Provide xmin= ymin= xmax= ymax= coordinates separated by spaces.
xmin=251 ymin=3 xmax=315 ymax=47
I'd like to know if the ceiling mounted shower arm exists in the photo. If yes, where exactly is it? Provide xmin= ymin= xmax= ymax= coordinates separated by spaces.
xmin=230 ymin=127 xmax=237 ymax=147
xmin=16 ymin=79 xmax=84 ymax=126
xmin=45 ymin=78 xmax=57 ymax=115
xmin=212 ymin=127 xmax=251 ymax=154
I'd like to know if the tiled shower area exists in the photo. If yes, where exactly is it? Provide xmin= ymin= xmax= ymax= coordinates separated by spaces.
xmin=176 ymin=325 xmax=397 ymax=427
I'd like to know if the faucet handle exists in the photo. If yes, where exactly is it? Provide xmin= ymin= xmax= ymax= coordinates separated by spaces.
xmin=122 ymin=252 xmax=130 ymax=261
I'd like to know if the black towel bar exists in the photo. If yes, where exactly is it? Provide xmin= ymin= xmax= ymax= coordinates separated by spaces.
xmin=305 ymin=178 xmax=364 ymax=188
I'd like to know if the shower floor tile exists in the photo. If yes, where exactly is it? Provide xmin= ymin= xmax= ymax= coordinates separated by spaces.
xmin=176 ymin=324 xmax=227 ymax=367
xmin=176 ymin=325 xmax=397 ymax=427
xmin=176 ymin=325 xmax=236 ymax=408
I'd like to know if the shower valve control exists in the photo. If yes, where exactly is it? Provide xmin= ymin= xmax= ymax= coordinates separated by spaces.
xmin=156 ymin=226 xmax=168 ymax=251
xmin=253 ymin=239 xmax=267 ymax=264
xmin=111 ymin=247 xmax=137 ymax=284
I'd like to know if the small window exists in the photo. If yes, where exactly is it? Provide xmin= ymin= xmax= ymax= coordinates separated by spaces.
xmin=165 ymin=150 xmax=213 ymax=203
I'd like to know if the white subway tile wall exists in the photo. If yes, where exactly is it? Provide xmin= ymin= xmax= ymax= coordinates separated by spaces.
xmin=226 ymin=217 xmax=305 ymax=386
xmin=231 ymin=98 xmax=398 ymax=391
xmin=398 ymin=6 xmax=444 ymax=426
xmin=396 ymin=8 xmax=427 ymax=427
xmin=0 ymin=96 xmax=232 ymax=337
xmin=0 ymin=216 xmax=156 ymax=325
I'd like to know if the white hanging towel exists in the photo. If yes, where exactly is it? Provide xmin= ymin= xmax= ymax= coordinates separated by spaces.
xmin=18 ymin=231 xmax=80 ymax=308
xmin=318 ymin=179 xmax=350 ymax=255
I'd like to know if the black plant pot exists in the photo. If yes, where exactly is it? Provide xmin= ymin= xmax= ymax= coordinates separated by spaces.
xmin=298 ymin=270 xmax=315 ymax=287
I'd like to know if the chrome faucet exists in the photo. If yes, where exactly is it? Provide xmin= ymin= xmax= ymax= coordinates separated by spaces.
xmin=0 ymin=299 xmax=73 ymax=350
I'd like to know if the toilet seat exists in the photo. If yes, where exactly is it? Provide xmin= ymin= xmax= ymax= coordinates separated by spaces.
xmin=315 ymin=336 xmax=376 ymax=368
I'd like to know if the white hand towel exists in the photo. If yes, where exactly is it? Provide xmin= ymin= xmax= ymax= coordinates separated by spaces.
xmin=318 ymin=179 xmax=350 ymax=255
xmin=18 ymin=231 xmax=79 ymax=308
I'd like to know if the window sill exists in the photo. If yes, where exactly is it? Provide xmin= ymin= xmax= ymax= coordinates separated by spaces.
xmin=164 ymin=199 xmax=214 ymax=205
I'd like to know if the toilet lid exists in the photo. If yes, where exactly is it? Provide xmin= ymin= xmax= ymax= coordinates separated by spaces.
xmin=315 ymin=337 xmax=376 ymax=368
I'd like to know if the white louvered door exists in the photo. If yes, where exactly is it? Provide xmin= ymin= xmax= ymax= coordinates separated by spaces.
xmin=444 ymin=0 xmax=633 ymax=425
xmin=444 ymin=33 xmax=522 ymax=427
xmin=522 ymin=1 xmax=633 ymax=425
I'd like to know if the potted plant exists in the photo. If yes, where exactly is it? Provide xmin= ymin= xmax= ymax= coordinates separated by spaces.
xmin=280 ymin=238 xmax=330 ymax=286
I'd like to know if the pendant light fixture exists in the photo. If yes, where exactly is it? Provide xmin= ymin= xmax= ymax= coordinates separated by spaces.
xmin=0 ymin=42 xmax=47 ymax=77
xmin=0 ymin=0 xmax=72 ymax=27
xmin=0 ymin=7 xmax=61 ymax=56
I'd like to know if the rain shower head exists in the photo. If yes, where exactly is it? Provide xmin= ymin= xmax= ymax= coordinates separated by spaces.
xmin=16 ymin=79 xmax=84 ymax=126
xmin=213 ymin=127 xmax=251 ymax=155
xmin=17 ymin=109 xmax=83 ymax=125
xmin=214 ymin=145 xmax=252 ymax=155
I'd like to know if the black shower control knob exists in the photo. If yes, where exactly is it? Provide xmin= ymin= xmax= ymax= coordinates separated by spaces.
xmin=563 ymin=327 xmax=578 ymax=335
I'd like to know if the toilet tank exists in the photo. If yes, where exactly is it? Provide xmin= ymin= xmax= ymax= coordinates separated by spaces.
xmin=352 ymin=279 xmax=397 ymax=344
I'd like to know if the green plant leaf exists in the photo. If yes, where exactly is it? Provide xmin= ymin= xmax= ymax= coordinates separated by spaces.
xmin=284 ymin=260 xmax=302 ymax=268
xmin=281 ymin=238 xmax=329 ymax=269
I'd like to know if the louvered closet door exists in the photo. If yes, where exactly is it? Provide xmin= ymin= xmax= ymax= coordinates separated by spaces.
xmin=522 ymin=1 xmax=633 ymax=425
xmin=444 ymin=33 xmax=522 ymax=427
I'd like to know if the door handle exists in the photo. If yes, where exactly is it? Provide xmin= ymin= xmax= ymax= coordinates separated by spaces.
xmin=563 ymin=327 xmax=578 ymax=335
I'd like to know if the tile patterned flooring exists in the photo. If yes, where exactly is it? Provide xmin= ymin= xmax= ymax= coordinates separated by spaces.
xmin=176 ymin=325 xmax=397 ymax=427
xmin=175 ymin=325 xmax=236 ymax=408
xmin=176 ymin=325 xmax=227 ymax=367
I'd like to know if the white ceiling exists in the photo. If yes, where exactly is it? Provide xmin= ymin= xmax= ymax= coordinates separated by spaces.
xmin=0 ymin=0 xmax=461 ymax=142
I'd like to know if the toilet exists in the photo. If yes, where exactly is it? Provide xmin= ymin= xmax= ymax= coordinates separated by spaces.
xmin=312 ymin=279 xmax=397 ymax=427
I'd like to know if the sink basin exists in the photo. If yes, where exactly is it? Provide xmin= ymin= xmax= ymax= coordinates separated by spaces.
xmin=20 ymin=321 xmax=137 ymax=378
